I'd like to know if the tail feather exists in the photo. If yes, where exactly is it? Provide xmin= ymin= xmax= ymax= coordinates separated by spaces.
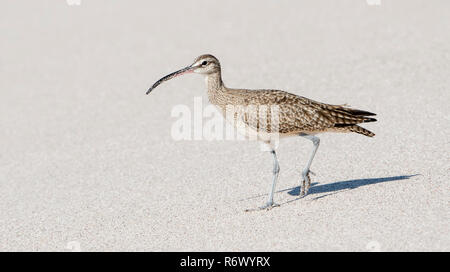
xmin=323 ymin=104 xmax=377 ymax=125
xmin=348 ymin=125 xmax=375 ymax=137
xmin=337 ymin=108 xmax=376 ymax=116
xmin=315 ymin=102 xmax=377 ymax=137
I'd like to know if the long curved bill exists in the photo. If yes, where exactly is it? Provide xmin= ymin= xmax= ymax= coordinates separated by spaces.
xmin=146 ymin=65 xmax=195 ymax=95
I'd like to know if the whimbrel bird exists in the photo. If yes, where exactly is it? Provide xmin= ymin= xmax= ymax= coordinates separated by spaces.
xmin=146 ymin=54 xmax=376 ymax=209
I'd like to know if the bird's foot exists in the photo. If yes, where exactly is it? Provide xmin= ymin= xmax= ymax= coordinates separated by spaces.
xmin=300 ymin=169 xmax=313 ymax=197
xmin=245 ymin=201 xmax=279 ymax=212
xmin=259 ymin=201 xmax=280 ymax=210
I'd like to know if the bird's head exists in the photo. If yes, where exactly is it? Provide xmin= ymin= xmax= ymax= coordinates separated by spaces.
xmin=146 ymin=54 xmax=220 ymax=95
xmin=191 ymin=54 xmax=221 ymax=75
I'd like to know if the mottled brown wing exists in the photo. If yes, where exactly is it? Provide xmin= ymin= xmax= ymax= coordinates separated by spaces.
xmin=229 ymin=89 xmax=376 ymax=134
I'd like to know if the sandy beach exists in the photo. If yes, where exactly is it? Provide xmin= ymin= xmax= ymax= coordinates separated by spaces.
xmin=0 ymin=0 xmax=448 ymax=251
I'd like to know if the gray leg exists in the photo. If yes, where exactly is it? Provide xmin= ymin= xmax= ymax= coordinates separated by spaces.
xmin=260 ymin=150 xmax=280 ymax=209
xmin=300 ymin=135 xmax=320 ymax=197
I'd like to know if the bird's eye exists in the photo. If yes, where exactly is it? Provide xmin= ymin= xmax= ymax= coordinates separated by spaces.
xmin=201 ymin=61 xmax=208 ymax=66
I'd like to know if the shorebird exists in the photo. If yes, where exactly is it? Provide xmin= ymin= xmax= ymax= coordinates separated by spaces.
xmin=146 ymin=54 xmax=376 ymax=209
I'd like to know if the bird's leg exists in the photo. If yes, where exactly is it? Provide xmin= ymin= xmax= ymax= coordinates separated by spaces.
xmin=300 ymin=135 xmax=320 ymax=197
xmin=259 ymin=149 xmax=280 ymax=210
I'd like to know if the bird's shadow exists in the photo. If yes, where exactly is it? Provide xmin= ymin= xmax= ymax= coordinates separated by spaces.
xmin=288 ymin=174 xmax=419 ymax=197
xmin=241 ymin=174 xmax=419 ymax=205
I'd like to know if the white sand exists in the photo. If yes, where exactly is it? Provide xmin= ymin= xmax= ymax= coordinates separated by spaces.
xmin=0 ymin=0 xmax=448 ymax=251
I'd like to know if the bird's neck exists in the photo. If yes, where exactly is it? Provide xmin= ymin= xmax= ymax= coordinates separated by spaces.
xmin=205 ymin=71 xmax=223 ymax=91
xmin=205 ymin=72 xmax=227 ymax=106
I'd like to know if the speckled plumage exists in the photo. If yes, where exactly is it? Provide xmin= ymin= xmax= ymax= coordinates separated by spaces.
xmin=199 ymin=54 xmax=376 ymax=137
